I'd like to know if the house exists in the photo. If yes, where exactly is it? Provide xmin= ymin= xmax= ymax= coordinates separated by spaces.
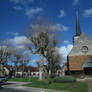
xmin=0 ymin=63 xmax=9 ymax=77
xmin=67 ymin=11 xmax=92 ymax=76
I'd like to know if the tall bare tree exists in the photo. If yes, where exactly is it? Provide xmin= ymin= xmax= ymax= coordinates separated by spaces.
xmin=10 ymin=53 xmax=21 ymax=77
xmin=27 ymin=18 xmax=60 ymax=80
xmin=45 ymin=47 xmax=61 ymax=77
xmin=1 ymin=38 xmax=31 ymax=77
xmin=19 ymin=52 xmax=31 ymax=77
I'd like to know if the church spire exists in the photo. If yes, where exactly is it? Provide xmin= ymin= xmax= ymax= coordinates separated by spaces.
xmin=76 ymin=10 xmax=81 ymax=36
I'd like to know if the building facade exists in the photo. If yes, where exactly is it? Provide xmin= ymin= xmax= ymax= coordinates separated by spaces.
xmin=68 ymin=12 xmax=92 ymax=75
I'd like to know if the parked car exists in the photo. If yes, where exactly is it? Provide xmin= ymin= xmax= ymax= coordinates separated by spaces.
xmin=0 ymin=76 xmax=8 ymax=87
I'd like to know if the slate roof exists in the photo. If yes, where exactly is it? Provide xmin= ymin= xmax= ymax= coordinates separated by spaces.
xmin=82 ymin=58 xmax=92 ymax=68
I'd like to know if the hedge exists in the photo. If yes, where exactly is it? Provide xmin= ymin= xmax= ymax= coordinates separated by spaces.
xmin=54 ymin=76 xmax=76 ymax=83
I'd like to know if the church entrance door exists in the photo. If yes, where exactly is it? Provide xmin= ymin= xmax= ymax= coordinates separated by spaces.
xmin=84 ymin=67 xmax=92 ymax=75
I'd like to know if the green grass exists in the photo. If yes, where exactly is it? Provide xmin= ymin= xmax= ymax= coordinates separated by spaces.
xmin=24 ymin=80 xmax=88 ymax=92
xmin=8 ymin=78 xmax=88 ymax=92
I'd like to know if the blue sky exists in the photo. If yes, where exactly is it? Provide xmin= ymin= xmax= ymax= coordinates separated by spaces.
xmin=0 ymin=0 xmax=92 ymax=66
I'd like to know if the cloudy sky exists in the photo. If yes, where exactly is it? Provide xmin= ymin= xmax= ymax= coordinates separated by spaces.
xmin=0 ymin=0 xmax=92 ymax=66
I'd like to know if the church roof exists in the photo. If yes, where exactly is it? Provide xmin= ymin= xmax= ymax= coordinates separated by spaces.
xmin=82 ymin=58 xmax=92 ymax=68
xmin=69 ymin=32 xmax=92 ymax=56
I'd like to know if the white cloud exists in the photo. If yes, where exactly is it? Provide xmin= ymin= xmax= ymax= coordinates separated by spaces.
xmin=2 ymin=36 xmax=31 ymax=52
xmin=25 ymin=8 xmax=43 ymax=18
xmin=63 ymin=40 xmax=70 ymax=44
xmin=8 ymin=36 xmax=31 ymax=45
xmin=59 ymin=10 xmax=66 ymax=18
xmin=10 ymin=0 xmax=43 ymax=19
xmin=6 ymin=32 xmax=19 ymax=36
xmin=0 ymin=45 xmax=7 ymax=50
xmin=72 ymin=0 xmax=79 ymax=6
xmin=57 ymin=44 xmax=73 ymax=62
xmin=51 ymin=24 xmax=69 ymax=32
xmin=30 ymin=23 xmax=50 ymax=32
xmin=13 ymin=6 xmax=23 ymax=10
xmin=30 ymin=24 xmax=39 ymax=30
xmin=10 ymin=0 xmax=34 ymax=6
xmin=83 ymin=8 xmax=92 ymax=17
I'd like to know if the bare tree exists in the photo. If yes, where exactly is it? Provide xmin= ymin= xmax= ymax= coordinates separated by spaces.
xmin=45 ymin=47 xmax=61 ymax=77
xmin=1 ymin=38 xmax=31 ymax=77
xmin=10 ymin=53 xmax=21 ymax=77
xmin=0 ymin=44 xmax=11 ymax=65
xmin=36 ymin=60 xmax=40 ymax=70
xmin=19 ymin=52 xmax=31 ymax=77
xmin=27 ymin=18 xmax=59 ymax=80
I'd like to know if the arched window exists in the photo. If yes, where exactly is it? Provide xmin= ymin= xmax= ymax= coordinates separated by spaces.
xmin=81 ymin=46 xmax=88 ymax=53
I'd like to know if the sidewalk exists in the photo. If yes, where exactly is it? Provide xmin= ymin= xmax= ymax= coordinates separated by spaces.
xmin=77 ymin=77 xmax=92 ymax=92
xmin=85 ymin=79 xmax=92 ymax=92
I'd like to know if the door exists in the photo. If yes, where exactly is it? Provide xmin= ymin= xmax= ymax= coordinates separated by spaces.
xmin=84 ymin=67 xmax=92 ymax=75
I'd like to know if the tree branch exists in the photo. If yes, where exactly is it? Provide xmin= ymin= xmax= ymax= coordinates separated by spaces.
xmin=29 ymin=47 xmax=37 ymax=54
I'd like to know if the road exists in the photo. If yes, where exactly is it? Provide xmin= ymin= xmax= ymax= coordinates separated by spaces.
xmin=0 ymin=81 xmax=69 ymax=92
xmin=0 ymin=88 xmax=36 ymax=92
xmin=0 ymin=82 xmax=40 ymax=92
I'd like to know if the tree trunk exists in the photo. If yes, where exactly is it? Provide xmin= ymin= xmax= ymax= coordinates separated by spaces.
xmin=39 ymin=54 xmax=44 ymax=80
xmin=49 ymin=69 xmax=51 ymax=77
xmin=15 ymin=64 xmax=17 ymax=77
xmin=22 ymin=64 xmax=24 ymax=78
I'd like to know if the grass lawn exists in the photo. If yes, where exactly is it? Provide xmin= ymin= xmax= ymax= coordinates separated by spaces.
xmin=8 ymin=78 xmax=88 ymax=92
xmin=24 ymin=81 xmax=88 ymax=92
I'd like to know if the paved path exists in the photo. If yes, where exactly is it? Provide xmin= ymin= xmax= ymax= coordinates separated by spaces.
xmin=78 ymin=77 xmax=92 ymax=92
xmin=85 ymin=79 xmax=92 ymax=92
xmin=0 ymin=88 xmax=35 ymax=92
xmin=3 ymin=81 xmax=70 ymax=92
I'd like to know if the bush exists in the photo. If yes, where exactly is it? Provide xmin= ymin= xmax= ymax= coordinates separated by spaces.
xmin=43 ymin=79 xmax=51 ymax=85
xmin=54 ymin=76 xmax=76 ymax=83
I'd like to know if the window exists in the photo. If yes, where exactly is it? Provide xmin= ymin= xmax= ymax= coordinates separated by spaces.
xmin=81 ymin=46 xmax=88 ymax=53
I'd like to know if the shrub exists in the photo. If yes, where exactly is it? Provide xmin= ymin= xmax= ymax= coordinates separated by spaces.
xmin=54 ymin=76 xmax=76 ymax=83
xmin=43 ymin=79 xmax=51 ymax=85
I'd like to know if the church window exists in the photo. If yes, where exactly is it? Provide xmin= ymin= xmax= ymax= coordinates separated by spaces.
xmin=81 ymin=46 xmax=88 ymax=53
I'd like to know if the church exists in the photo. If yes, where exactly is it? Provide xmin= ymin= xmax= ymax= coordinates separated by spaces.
xmin=67 ymin=12 xmax=92 ymax=76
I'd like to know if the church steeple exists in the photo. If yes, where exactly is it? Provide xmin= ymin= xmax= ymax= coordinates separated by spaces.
xmin=73 ymin=10 xmax=82 ymax=44
xmin=76 ymin=10 xmax=81 ymax=36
